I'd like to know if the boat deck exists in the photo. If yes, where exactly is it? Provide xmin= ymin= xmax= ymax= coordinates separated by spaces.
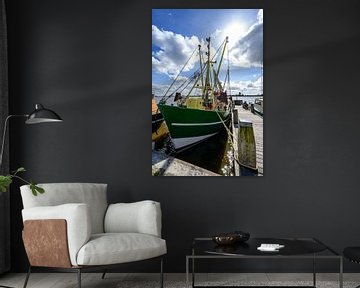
xmin=232 ymin=105 xmax=263 ymax=176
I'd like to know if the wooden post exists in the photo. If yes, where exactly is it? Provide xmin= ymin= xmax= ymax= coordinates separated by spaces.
xmin=233 ymin=109 xmax=239 ymax=125
xmin=238 ymin=119 xmax=257 ymax=170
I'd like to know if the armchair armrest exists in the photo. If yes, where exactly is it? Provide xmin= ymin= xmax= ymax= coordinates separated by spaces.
xmin=104 ymin=200 xmax=162 ymax=237
xmin=22 ymin=203 xmax=91 ymax=266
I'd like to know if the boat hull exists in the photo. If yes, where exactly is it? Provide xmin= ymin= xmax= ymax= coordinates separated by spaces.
xmin=152 ymin=113 xmax=164 ymax=133
xmin=158 ymin=104 xmax=230 ymax=149
xmin=253 ymin=98 xmax=263 ymax=117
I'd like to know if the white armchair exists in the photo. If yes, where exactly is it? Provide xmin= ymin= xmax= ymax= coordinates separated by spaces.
xmin=20 ymin=183 xmax=166 ymax=288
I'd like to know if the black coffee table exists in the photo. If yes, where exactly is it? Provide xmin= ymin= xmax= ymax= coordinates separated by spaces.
xmin=186 ymin=237 xmax=342 ymax=288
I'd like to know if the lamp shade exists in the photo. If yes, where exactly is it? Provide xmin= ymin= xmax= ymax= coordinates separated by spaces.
xmin=25 ymin=104 xmax=63 ymax=124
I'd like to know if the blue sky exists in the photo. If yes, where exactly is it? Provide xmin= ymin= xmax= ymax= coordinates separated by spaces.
xmin=152 ymin=9 xmax=263 ymax=96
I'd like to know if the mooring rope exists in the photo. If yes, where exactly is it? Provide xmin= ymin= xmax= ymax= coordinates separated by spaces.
xmin=215 ymin=108 xmax=242 ymax=167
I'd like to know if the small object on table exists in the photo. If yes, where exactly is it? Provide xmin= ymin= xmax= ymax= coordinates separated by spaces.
xmin=233 ymin=230 xmax=250 ymax=242
xmin=257 ymin=243 xmax=285 ymax=252
xmin=212 ymin=230 xmax=250 ymax=245
xmin=212 ymin=233 xmax=237 ymax=245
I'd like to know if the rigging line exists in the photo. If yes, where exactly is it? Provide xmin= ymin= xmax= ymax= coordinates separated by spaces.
xmin=176 ymin=78 xmax=192 ymax=92
xmin=178 ymin=61 xmax=206 ymax=94
xmin=214 ymin=110 xmax=242 ymax=167
xmin=192 ymin=38 xmax=228 ymax=97
xmin=172 ymin=75 xmax=193 ymax=94
xmin=212 ymin=66 xmax=222 ymax=91
xmin=224 ymin=72 xmax=228 ymax=85
xmin=211 ymin=38 xmax=227 ymax=63
xmin=161 ymin=69 xmax=197 ymax=103
xmin=162 ymin=46 xmax=198 ymax=100
xmin=162 ymin=38 xmax=227 ymax=101
xmin=164 ymin=65 xmax=204 ymax=102
xmin=180 ymin=76 xmax=196 ymax=94
xmin=180 ymin=54 xmax=209 ymax=96
xmin=164 ymin=49 xmax=205 ymax=100
xmin=169 ymin=67 xmax=201 ymax=98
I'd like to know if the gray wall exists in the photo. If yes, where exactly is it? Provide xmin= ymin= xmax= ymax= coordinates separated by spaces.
xmin=6 ymin=0 xmax=360 ymax=272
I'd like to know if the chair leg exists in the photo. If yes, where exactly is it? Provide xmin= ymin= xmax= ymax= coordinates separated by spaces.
xmin=160 ymin=257 xmax=164 ymax=288
xmin=23 ymin=266 xmax=31 ymax=288
xmin=101 ymin=270 xmax=107 ymax=279
xmin=77 ymin=268 xmax=81 ymax=288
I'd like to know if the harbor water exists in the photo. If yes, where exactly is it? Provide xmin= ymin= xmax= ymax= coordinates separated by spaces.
xmin=154 ymin=128 xmax=234 ymax=176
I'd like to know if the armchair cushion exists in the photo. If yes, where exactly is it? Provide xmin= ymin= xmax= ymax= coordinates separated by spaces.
xmin=22 ymin=203 xmax=91 ymax=266
xmin=21 ymin=183 xmax=108 ymax=234
xmin=76 ymin=233 xmax=167 ymax=266
xmin=104 ymin=200 xmax=162 ymax=237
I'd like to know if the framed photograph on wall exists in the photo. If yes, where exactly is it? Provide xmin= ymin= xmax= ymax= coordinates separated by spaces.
xmin=152 ymin=9 xmax=263 ymax=176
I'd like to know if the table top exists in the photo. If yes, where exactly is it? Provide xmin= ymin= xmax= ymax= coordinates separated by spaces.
xmin=190 ymin=237 xmax=340 ymax=258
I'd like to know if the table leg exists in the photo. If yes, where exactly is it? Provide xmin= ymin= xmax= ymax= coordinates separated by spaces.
xmin=313 ymin=254 xmax=316 ymax=287
xmin=192 ymin=257 xmax=195 ymax=288
xmin=339 ymin=257 xmax=343 ymax=288
xmin=186 ymin=257 xmax=189 ymax=288
xmin=192 ymin=247 xmax=195 ymax=288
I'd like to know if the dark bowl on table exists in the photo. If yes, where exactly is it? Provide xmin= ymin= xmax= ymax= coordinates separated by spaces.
xmin=212 ymin=231 xmax=250 ymax=246
xmin=212 ymin=234 xmax=238 ymax=245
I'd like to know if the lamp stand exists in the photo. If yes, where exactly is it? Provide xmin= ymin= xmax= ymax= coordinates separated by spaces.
xmin=0 ymin=114 xmax=27 ymax=168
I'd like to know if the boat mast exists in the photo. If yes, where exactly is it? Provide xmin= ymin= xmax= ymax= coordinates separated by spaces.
xmin=203 ymin=37 xmax=211 ymax=101
xmin=186 ymin=46 xmax=206 ymax=97
xmin=214 ymin=37 xmax=229 ymax=91
xmin=198 ymin=44 xmax=204 ymax=88
xmin=216 ymin=36 xmax=228 ymax=77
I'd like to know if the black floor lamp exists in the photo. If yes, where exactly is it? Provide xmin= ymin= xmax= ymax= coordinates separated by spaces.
xmin=0 ymin=103 xmax=62 ymax=288
xmin=0 ymin=103 xmax=63 ymax=167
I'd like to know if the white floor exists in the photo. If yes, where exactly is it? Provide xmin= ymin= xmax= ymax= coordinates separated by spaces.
xmin=0 ymin=273 xmax=359 ymax=288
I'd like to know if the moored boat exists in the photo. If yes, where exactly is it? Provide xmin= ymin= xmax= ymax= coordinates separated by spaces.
xmin=158 ymin=103 xmax=230 ymax=149
xmin=157 ymin=36 xmax=231 ymax=150
xmin=253 ymin=97 xmax=263 ymax=117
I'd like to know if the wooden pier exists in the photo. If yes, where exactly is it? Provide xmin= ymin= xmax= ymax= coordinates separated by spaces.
xmin=232 ymin=105 xmax=263 ymax=176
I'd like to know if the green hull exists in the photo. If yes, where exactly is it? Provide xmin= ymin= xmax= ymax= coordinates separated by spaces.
xmin=157 ymin=104 xmax=230 ymax=149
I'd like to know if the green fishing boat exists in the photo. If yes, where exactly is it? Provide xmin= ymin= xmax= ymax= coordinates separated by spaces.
xmin=158 ymin=37 xmax=231 ymax=150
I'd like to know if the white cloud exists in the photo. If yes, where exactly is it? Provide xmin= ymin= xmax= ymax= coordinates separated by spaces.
xmin=152 ymin=83 xmax=169 ymax=97
xmin=152 ymin=25 xmax=202 ymax=77
xmin=228 ymin=9 xmax=263 ymax=68
xmin=226 ymin=77 xmax=263 ymax=95
xmin=152 ymin=9 xmax=264 ymax=89
xmin=152 ymin=75 xmax=195 ymax=97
